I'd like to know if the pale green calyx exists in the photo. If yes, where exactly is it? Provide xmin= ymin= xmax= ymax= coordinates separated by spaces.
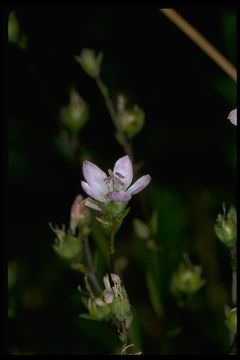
xmin=171 ymin=260 xmax=206 ymax=296
xmin=75 ymin=48 xmax=103 ymax=77
xmin=103 ymin=273 xmax=132 ymax=324
xmin=214 ymin=204 xmax=237 ymax=247
xmin=59 ymin=88 xmax=89 ymax=133
xmin=225 ymin=306 xmax=237 ymax=334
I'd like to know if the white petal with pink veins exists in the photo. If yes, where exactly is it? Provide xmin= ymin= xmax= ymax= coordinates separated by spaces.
xmin=113 ymin=155 xmax=133 ymax=189
xmin=228 ymin=108 xmax=237 ymax=126
xmin=127 ymin=174 xmax=151 ymax=195
xmin=81 ymin=181 xmax=106 ymax=202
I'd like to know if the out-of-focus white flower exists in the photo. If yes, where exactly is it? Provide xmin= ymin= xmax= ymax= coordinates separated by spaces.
xmin=228 ymin=108 xmax=237 ymax=126
xmin=81 ymin=155 xmax=151 ymax=204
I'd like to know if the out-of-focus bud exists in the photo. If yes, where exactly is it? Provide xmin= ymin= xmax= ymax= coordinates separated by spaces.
xmin=70 ymin=194 xmax=90 ymax=234
xmin=59 ymin=88 xmax=89 ymax=133
xmin=49 ymin=224 xmax=82 ymax=261
xmin=117 ymin=95 xmax=145 ymax=137
xmin=225 ymin=306 xmax=237 ymax=334
xmin=214 ymin=204 xmax=237 ymax=248
xmin=75 ymin=48 xmax=103 ymax=77
xmin=133 ymin=218 xmax=151 ymax=240
xmin=8 ymin=11 xmax=27 ymax=49
xmin=103 ymin=273 xmax=131 ymax=324
xmin=170 ymin=258 xmax=206 ymax=297
xmin=228 ymin=108 xmax=237 ymax=126
xmin=88 ymin=297 xmax=112 ymax=321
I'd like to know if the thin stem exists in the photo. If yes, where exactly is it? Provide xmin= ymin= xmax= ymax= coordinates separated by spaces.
xmin=230 ymin=245 xmax=237 ymax=305
xmin=120 ymin=322 xmax=129 ymax=355
xmin=109 ymin=222 xmax=116 ymax=272
xmin=83 ymin=232 xmax=102 ymax=292
xmin=159 ymin=8 xmax=237 ymax=82
xmin=95 ymin=75 xmax=134 ymax=160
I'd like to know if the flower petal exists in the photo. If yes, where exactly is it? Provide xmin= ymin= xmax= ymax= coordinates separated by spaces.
xmin=113 ymin=155 xmax=133 ymax=189
xmin=82 ymin=197 xmax=102 ymax=211
xmin=228 ymin=108 xmax=237 ymax=126
xmin=83 ymin=160 xmax=107 ymax=185
xmin=127 ymin=174 xmax=151 ymax=195
xmin=81 ymin=181 xmax=106 ymax=202
xmin=82 ymin=160 xmax=108 ymax=196
xmin=107 ymin=190 xmax=132 ymax=202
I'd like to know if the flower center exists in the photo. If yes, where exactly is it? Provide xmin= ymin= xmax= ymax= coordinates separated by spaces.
xmin=104 ymin=169 xmax=125 ymax=192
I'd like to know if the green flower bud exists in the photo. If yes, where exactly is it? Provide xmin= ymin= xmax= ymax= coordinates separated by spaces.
xmin=75 ymin=48 xmax=103 ymax=77
xmin=111 ymin=288 xmax=131 ymax=322
xmin=225 ymin=306 xmax=237 ymax=334
xmin=88 ymin=297 xmax=111 ymax=321
xmin=117 ymin=95 xmax=145 ymax=137
xmin=133 ymin=218 xmax=151 ymax=239
xmin=50 ymin=224 xmax=82 ymax=261
xmin=102 ymin=273 xmax=132 ymax=323
xmin=171 ymin=261 xmax=206 ymax=297
xmin=8 ymin=11 xmax=20 ymax=43
xmin=214 ymin=205 xmax=237 ymax=247
xmin=59 ymin=88 xmax=89 ymax=133
xmin=8 ymin=11 xmax=27 ymax=49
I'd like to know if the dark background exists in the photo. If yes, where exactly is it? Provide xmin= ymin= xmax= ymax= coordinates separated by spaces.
xmin=6 ymin=5 xmax=236 ymax=355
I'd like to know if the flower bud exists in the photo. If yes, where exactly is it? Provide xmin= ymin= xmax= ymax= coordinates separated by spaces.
xmin=59 ymin=88 xmax=89 ymax=133
xmin=214 ymin=205 xmax=237 ymax=247
xmin=117 ymin=96 xmax=145 ymax=137
xmin=8 ymin=11 xmax=27 ymax=49
xmin=88 ymin=297 xmax=111 ymax=321
xmin=70 ymin=194 xmax=90 ymax=234
xmin=133 ymin=218 xmax=151 ymax=239
xmin=102 ymin=273 xmax=131 ymax=323
xmin=50 ymin=224 xmax=82 ymax=260
xmin=171 ymin=261 xmax=206 ymax=297
xmin=225 ymin=306 xmax=237 ymax=334
xmin=75 ymin=48 xmax=103 ymax=77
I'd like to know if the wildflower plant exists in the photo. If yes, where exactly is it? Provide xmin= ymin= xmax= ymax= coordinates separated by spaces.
xmin=50 ymin=48 xmax=151 ymax=353
xmin=8 ymin=7 xmax=237 ymax=355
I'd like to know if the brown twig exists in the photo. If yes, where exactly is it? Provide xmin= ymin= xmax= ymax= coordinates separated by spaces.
xmin=159 ymin=8 xmax=237 ymax=82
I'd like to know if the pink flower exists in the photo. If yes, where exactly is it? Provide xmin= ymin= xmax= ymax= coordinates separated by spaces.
xmin=81 ymin=155 xmax=151 ymax=203
xmin=228 ymin=108 xmax=237 ymax=126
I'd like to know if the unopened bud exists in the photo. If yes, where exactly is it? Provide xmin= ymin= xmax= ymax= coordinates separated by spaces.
xmin=102 ymin=273 xmax=131 ymax=322
xmin=88 ymin=297 xmax=111 ymax=321
xmin=171 ymin=261 xmax=206 ymax=297
xmin=225 ymin=306 xmax=237 ymax=334
xmin=133 ymin=218 xmax=151 ymax=239
xmin=59 ymin=88 xmax=89 ymax=133
xmin=8 ymin=11 xmax=27 ymax=49
xmin=214 ymin=204 xmax=237 ymax=247
xmin=70 ymin=194 xmax=90 ymax=234
xmin=117 ymin=96 xmax=145 ymax=137
xmin=50 ymin=224 xmax=82 ymax=260
xmin=75 ymin=48 xmax=103 ymax=77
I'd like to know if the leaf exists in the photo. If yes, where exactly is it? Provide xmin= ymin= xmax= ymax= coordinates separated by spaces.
xmin=145 ymin=270 xmax=163 ymax=316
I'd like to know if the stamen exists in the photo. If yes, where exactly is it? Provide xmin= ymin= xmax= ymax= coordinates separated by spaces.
xmin=115 ymin=171 xmax=125 ymax=179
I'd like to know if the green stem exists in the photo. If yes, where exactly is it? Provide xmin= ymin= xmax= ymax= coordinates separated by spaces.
xmin=230 ymin=245 xmax=237 ymax=305
xmin=120 ymin=322 xmax=129 ymax=355
xmin=82 ymin=231 xmax=101 ymax=293
xmin=95 ymin=75 xmax=134 ymax=161
xmin=109 ymin=222 xmax=116 ymax=272
xmin=229 ymin=245 xmax=237 ymax=351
